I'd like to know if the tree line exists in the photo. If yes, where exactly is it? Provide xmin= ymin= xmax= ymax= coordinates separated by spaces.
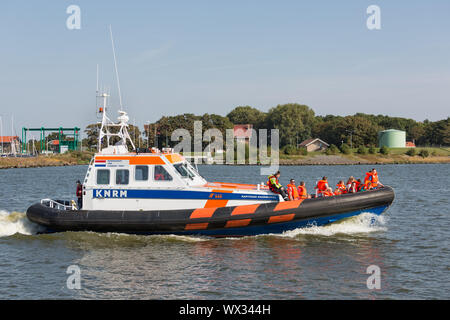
xmin=82 ymin=104 xmax=450 ymax=150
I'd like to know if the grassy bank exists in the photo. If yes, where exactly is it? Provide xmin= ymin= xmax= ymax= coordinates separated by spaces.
xmin=0 ymin=151 xmax=94 ymax=169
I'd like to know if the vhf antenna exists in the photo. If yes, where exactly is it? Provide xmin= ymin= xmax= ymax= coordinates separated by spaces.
xmin=109 ymin=25 xmax=124 ymax=111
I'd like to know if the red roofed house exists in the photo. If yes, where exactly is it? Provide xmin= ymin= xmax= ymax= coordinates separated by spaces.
xmin=0 ymin=136 xmax=20 ymax=154
xmin=298 ymin=138 xmax=329 ymax=152
xmin=233 ymin=124 xmax=253 ymax=144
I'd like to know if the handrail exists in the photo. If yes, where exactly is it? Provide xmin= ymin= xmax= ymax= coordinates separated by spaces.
xmin=41 ymin=198 xmax=77 ymax=211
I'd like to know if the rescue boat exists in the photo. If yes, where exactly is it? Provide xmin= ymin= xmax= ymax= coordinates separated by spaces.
xmin=26 ymin=90 xmax=395 ymax=237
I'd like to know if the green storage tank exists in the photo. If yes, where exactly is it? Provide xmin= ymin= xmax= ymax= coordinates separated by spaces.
xmin=378 ymin=129 xmax=406 ymax=148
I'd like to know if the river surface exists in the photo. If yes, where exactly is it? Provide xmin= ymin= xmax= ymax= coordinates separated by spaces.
xmin=0 ymin=164 xmax=448 ymax=299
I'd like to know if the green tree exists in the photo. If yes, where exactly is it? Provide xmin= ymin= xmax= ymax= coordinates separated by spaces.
xmin=84 ymin=123 xmax=101 ymax=149
xmin=380 ymin=145 xmax=390 ymax=155
xmin=357 ymin=145 xmax=368 ymax=155
xmin=227 ymin=106 xmax=266 ymax=129
xmin=201 ymin=113 xmax=234 ymax=136
xmin=312 ymin=115 xmax=382 ymax=148
xmin=266 ymin=103 xmax=316 ymax=147
xmin=340 ymin=143 xmax=352 ymax=154
xmin=325 ymin=144 xmax=340 ymax=155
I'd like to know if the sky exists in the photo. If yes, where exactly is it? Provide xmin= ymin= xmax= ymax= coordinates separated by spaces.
xmin=0 ymin=0 xmax=449 ymax=138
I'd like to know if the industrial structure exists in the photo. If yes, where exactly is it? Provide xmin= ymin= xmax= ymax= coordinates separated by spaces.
xmin=378 ymin=129 xmax=406 ymax=148
xmin=21 ymin=127 xmax=81 ymax=154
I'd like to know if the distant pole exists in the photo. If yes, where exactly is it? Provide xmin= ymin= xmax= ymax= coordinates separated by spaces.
xmin=11 ymin=115 xmax=15 ymax=156
xmin=145 ymin=121 xmax=150 ymax=148
xmin=22 ymin=127 xmax=25 ymax=154
xmin=154 ymin=124 xmax=158 ymax=149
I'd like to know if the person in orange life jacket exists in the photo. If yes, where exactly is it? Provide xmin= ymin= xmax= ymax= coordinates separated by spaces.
xmin=369 ymin=169 xmax=383 ymax=188
xmin=363 ymin=172 xmax=373 ymax=191
xmin=267 ymin=171 xmax=288 ymax=200
xmin=364 ymin=169 xmax=375 ymax=187
xmin=298 ymin=181 xmax=310 ymax=199
xmin=315 ymin=176 xmax=333 ymax=197
xmin=76 ymin=180 xmax=83 ymax=209
xmin=362 ymin=180 xmax=372 ymax=191
xmin=334 ymin=180 xmax=347 ymax=195
xmin=287 ymin=179 xmax=300 ymax=201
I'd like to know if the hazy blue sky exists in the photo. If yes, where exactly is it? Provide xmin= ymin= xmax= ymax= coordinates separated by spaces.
xmin=0 ymin=0 xmax=449 ymax=137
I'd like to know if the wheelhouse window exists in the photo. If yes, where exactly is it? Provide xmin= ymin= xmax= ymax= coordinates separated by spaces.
xmin=116 ymin=169 xmax=129 ymax=185
xmin=174 ymin=163 xmax=194 ymax=179
xmin=135 ymin=165 xmax=148 ymax=181
xmin=97 ymin=169 xmax=110 ymax=185
xmin=154 ymin=165 xmax=173 ymax=181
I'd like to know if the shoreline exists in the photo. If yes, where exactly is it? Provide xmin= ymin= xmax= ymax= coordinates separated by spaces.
xmin=277 ymin=154 xmax=450 ymax=166
xmin=0 ymin=152 xmax=94 ymax=170
xmin=1 ymin=153 xmax=449 ymax=169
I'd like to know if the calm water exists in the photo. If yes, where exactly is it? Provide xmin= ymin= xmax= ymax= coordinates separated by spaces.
xmin=0 ymin=164 xmax=449 ymax=299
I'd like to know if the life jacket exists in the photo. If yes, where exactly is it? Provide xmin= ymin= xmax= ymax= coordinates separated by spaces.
xmin=267 ymin=175 xmax=281 ymax=190
xmin=363 ymin=180 xmax=372 ymax=190
xmin=322 ymin=190 xmax=334 ymax=197
xmin=298 ymin=185 xmax=308 ymax=199
xmin=363 ymin=172 xmax=375 ymax=190
xmin=371 ymin=172 xmax=379 ymax=187
xmin=316 ymin=180 xmax=328 ymax=193
xmin=287 ymin=183 xmax=299 ymax=200
xmin=334 ymin=183 xmax=346 ymax=195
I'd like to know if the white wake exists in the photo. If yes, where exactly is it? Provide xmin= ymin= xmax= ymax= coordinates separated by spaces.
xmin=279 ymin=212 xmax=388 ymax=238
xmin=0 ymin=210 xmax=44 ymax=237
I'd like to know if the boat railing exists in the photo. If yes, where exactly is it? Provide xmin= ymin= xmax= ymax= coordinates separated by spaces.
xmin=41 ymin=199 xmax=77 ymax=211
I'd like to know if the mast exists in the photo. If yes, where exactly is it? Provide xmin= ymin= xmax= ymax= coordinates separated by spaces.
xmin=11 ymin=115 xmax=16 ymax=156
xmin=95 ymin=26 xmax=135 ymax=154
xmin=109 ymin=25 xmax=123 ymax=111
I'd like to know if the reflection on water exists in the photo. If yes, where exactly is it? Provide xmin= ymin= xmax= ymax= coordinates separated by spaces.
xmin=0 ymin=164 xmax=449 ymax=299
